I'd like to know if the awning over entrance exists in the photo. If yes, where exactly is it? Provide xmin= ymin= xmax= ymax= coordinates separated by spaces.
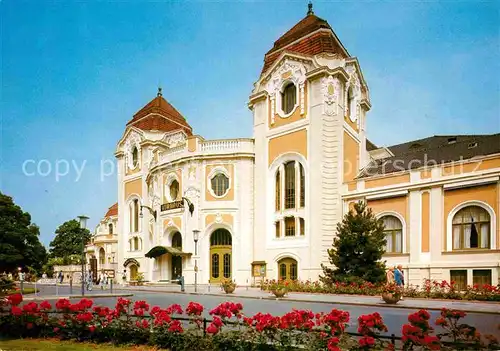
xmin=145 ymin=246 xmax=192 ymax=259
xmin=123 ymin=258 xmax=140 ymax=267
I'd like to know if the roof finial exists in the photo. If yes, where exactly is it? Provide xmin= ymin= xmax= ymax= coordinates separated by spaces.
xmin=157 ymin=86 xmax=162 ymax=97
xmin=307 ymin=1 xmax=314 ymax=15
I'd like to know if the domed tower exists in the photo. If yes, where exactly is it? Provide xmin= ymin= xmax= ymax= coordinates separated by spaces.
xmin=248 ymin=4 xmax=371 ymax=280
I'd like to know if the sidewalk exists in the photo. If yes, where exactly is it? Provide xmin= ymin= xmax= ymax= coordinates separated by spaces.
xmin=22 ymin=293 xmax=134 ymax=301
xmin=115 ymin=285 xmax=500 ymax=315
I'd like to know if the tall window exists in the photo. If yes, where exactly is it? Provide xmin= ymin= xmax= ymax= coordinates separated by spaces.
xmin=285 ymin=217 xmax=295 ymax=237
xmin=169 ymin=180 xmax=179 ymax=201
xmin=346 ymin=87 xmax=354 ymax=119
xmin=275 ymin=170 xmax=281 ymax=212
xmin=133 ymin=199 xmax=139 ymax=232
xmin=211 ymin=173 xmax=229 ymax=197
xmin=299 ymin=164 xmax=305 ymax=208
xmin=281 ymin=83 xmax=296 ymax=114
xmin=452 ymin=206 xmax=490 ymax=249
xmin=275 ymin=221 xmax=281 ymax=238
xmin=132 ymin=147 xmax=139 ymax=167
xmin=299 ymin=218 xmax=305 ymax=236
xmin=381 ymin=215 xmax=403 ymax=253
xmin=99 ymin=248 xmax=105 ymax=265
xmin=284 ymin=162 xmax=295 ymax=209
xmin=133 ymin=237 xmax=139 ymax=251
xmin=108 ymin=223 xmax=113 ymax=235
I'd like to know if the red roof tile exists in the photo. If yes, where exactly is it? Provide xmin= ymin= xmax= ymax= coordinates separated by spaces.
xmin=261 ymin=13 xmax=348 ymax=75
xmin=126 ymin=92 xmax=193 ymax=135
xmin=105 ymin=203 xmax=118 ymax=218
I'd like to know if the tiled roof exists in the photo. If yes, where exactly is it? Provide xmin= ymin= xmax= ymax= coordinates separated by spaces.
xmin=105 ymin=203 xmax=118 ymax=218
xmin=126 ymin=93 xmax=193 ymax=135
xmin=360 ymin=134 xmax=500 ymax=177
xmin=261 ymin=13 xmax=348 ymax=75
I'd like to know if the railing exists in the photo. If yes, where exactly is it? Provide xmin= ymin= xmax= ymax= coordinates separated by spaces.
xmin=200 ymin=140 xmax=240 ymax=152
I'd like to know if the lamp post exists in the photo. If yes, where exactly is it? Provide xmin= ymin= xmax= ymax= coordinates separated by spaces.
xmin=78 ymin=215 xmax=89 ymax=296
xmin=182 ymin=197 xmax=195 ymax=217
xmin=139 ymin=205 xmax=157 ymax=221
xmin=193 ymin=229 xmax=200 ymax=293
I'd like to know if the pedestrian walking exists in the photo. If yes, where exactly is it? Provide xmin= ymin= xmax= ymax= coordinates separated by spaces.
xmin=103 ymin=272 xmax=109 ymax=290
xmin=394 ymin=265 xmax=404 ymax=300
xmin=86 ymin=270 xmax=93 ymax=291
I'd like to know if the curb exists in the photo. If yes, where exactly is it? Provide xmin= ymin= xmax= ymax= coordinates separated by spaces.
xmin=112 ymin=288 xmax=500 ymax=315
xmin=23 ymin=293 xmax=134 ymax=300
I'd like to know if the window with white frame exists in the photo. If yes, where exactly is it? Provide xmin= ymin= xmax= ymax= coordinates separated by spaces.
xmin=452 ymin=206 xmax=490 ymax=250
xmin=169 ymin=179 xmax=179 ymax=201
xmin=211 ymin=173 xmax=230 ymax=197
xmin=281 ymin=83 xmax=297 ymax=115
xmin=381 ymin=215 xmax=403 ymax=253
xmin=132 ymin=147 xmax=139 ymax=168
xmin=129 ymin=199 xmax=139 ymax=233
xmin=274 ymin=159 xmax=306 ymax=239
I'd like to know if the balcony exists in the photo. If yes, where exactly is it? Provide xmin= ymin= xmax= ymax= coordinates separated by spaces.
xmin=159 ymin=138 xmax=254 ymax=165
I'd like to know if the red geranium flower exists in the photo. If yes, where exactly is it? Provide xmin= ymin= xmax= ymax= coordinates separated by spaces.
xmin=7 ymin=293 xmax=23 ymax=306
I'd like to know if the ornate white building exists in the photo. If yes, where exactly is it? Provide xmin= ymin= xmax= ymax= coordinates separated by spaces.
xmin=104 ymin=6 xmax=500 ymax=287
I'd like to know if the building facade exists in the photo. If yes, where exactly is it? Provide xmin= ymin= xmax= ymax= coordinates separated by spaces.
xmin=100 ymin=7 xmax=500 ymax=287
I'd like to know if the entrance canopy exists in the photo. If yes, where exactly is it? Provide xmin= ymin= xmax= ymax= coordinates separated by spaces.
xmin=145 ymin=246 xmax=192 ymax=259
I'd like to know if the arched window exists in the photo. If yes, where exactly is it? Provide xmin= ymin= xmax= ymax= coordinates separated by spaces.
xmin=211 ymin=173 xmax=230 ymax=197
xmin=278 ymin=257 xmax=298 ymax=281
xmin=346 ymin=87 xmax=354 ymax=119
xmin=134 ymin=237 xmax=139 ymax=251
xmin=133 ymin=199 xmax=139 ymax=232
xmin=210 ymin=229 xmax=232 ymax=246
xmin=108 ymin=223 xmax=113 ymax=235
xmin=299 ymin=163 xmax=305 ymax=208
xmin=169 ymin=180 xmax=179 ymax=201
xmin=275 ymin=170 xmax=281 ymax=212
xmin=172 ymin=232 xmax=182 ymax=249
xmin=284 ymin=161 xmax=295 ymax=209
xmin=281 ymin=83 xmax=297 ymax=114
xmin=452 ymin=206 xmax=490 ymax=249
xmin=381 ymin=215 xmax=403 ymax=253
xmin=132 ymin=147 xmax=139 ymax=167
xmin=99 ymin=248 xmax=105 ymax=265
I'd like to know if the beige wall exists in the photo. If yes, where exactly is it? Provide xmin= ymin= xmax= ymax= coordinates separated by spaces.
xmin=343 ymin=131 xmax=359 ymax=183
xmin=268 ymin=129 xmax=307 ymax=166
xmin=125 ymin=178 xmax=142 ymax=198
xmin=421 ymin=191 xmax=430 ymax=253
xmin=205 ymin=214 xmax=234 ymax=227
xmin=365 ymin=173 xmax=410 ymax=189
xmin=442 ymin=157 xmax=500 ymax=176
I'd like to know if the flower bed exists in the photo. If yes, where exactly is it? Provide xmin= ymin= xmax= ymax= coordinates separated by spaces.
xmin=0 ymin=293 xmax=498 ymax=350
xmin=260 ymin=279 xmax=500 ymax=302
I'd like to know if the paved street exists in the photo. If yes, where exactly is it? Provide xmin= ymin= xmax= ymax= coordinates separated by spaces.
xmin=28 ymin=284 xmax=500 ymax=338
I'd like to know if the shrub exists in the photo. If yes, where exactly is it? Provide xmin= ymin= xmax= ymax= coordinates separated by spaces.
xmin=0 ymin=294 xmax=498 ymax=350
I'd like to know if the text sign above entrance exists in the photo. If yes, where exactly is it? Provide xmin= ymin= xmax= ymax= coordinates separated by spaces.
xmin=161 ymin=200 xmax=184 ymax=212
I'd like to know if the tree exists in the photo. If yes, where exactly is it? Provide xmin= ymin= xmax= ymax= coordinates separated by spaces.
xmin=320 ymin=201 xmax=387 ymax=284
xmin=0 ymin=192 xmax=48 ymax=274
xmin=49 ymin=219 xmax=91 ymax=264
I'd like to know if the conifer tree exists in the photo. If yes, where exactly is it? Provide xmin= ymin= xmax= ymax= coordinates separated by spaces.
xmin=320 ymin=201 xmax=387 ymax=284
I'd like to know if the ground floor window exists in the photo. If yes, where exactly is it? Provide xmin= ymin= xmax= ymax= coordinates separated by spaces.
xmin=473 ymin=269 xmax=492 ymax=286
xmin=450 ymin=270 xmax=467 ymax=290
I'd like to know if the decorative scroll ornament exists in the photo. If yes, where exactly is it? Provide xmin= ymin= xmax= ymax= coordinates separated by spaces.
xmin=345 ymin=65 xmax=362 ymax=123
xmin=124 ymin=131 xmax=142 ymax=171
xmin=188 ymin=164 xmax=197 ymax=181
xmin=215 ymin=212 xmax=223 ymax=224
xmin=265 ymin=60 xmax=307 ymax=124
xmin=321 ymin=75 xmax=340 ymax=116
xmin=165 ymin=132 xmax=186 ymax=148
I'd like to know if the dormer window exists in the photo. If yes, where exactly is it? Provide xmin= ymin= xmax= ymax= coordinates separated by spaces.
xmin=468 ymin=142 xmax=478 ymax=149
xmin=281 ymin=83 xmax=297 ymax=115
xmin=447 ymin=137 xmax=457 ymax=144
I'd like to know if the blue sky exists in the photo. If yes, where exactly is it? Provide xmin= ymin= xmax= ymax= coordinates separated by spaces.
xmin=1 ymin=1 xmax=499 ymax=246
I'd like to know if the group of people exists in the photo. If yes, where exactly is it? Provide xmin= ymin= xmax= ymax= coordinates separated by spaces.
xmin=386 ymin=264 xmax=405 ymax=300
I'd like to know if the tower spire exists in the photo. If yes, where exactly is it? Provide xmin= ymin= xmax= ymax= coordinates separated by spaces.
xmin=157 ymin=86 xmax=162 ymax=97
xmin=307 ymin=1 xmax=314 ymax=15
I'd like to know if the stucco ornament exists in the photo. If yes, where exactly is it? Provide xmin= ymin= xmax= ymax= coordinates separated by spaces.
xmin=124 ymin=131 xmax=142 ymax=171
xmin=345 ymin=65 xmax=361 ymax=123
xmin=188 ymin=164 xmax=197 ymax=181
xmin=215 ymin=212 xmax=223 ymax=224
xmin=265 ymin=59 xmax=307 ymax=124
xmin=147 ymin=147 xmax=158 ymax=169
xmin=321 ymin=75 xmax=340 ymax=116
xmin=165 ymin=132 xmax=186 ymax=148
